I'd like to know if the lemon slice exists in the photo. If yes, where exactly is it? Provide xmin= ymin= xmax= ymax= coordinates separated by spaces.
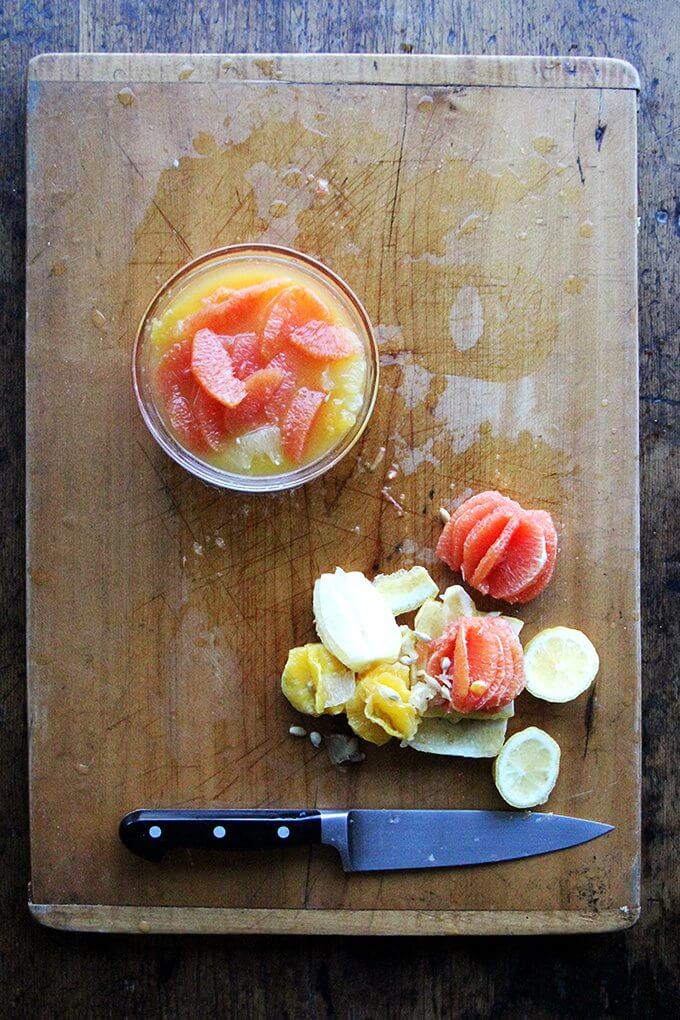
xmin=524 ymin=626 xmax=599 ymax=703
xmin=493 ymin=727 xmax=561 ymax=808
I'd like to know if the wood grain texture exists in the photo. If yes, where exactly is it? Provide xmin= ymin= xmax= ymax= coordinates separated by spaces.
xmin=29 ymin=903 xmax=635 ymax=936
xmin=26 ymin=52 xmax=639 ymax=933
xmin=1 ymin=1 xmax=678 ymax=1017
xmin=29 ymin=50 xmax=640 ymax=88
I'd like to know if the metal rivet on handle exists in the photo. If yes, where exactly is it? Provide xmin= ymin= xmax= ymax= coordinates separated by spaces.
xmin=149 ymin=826 xmax=162 ymax=839
xmin=213 ymin=825 xmax=226 ymax=839
xmin=277 ymin=825 xmax=290 ymax=839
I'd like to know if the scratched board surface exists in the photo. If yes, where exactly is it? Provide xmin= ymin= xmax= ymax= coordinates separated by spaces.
xmin=26 ymin=54 xmax=640 ymax=934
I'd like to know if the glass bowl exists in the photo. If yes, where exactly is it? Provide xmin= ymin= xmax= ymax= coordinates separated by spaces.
xmin=132 ymin=244 xmax=379 ymax=493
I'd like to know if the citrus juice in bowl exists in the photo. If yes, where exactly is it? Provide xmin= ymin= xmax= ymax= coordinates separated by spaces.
xmin=133 ymin=245 xmax=378 ymax=492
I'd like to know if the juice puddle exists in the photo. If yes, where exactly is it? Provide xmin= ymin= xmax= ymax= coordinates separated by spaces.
xmin=142 ymin=256 xmax=369 ymax=477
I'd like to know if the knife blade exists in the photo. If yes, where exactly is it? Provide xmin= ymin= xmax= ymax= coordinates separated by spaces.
xmin=119 ymin=808 xmax=612 ymax=871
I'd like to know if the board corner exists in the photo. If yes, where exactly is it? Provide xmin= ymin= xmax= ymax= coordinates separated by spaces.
xmin=605 ymin=57 xmax=640 ymax=90
xmin=28 ymin=53 xmax=64 ymax=81
xmin=28 ymin=900 xmax=71 ymax=932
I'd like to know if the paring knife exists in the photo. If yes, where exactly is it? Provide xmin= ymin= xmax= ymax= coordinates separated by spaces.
xmin=119 ymin=809 xmax=612 ymax=872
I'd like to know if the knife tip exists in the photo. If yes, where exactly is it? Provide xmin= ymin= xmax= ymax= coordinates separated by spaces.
xmin=586 ymin=819 xmax=615 ymax=839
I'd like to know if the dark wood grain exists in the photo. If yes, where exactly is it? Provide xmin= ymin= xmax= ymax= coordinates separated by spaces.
xmin=2 ymin=1 xmax=678 ymax=1017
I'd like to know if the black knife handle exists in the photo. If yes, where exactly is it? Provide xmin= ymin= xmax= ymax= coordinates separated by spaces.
xmin=119 ymin=809 xmax=322 ymax=861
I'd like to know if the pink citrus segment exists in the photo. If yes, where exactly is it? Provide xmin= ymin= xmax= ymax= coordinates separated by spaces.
xmin=464 ymin=620 xmax=506 ymax=712
xmin=510 ymin=510 xmax=558 ymax=603
xmin=484 ymin=512 xmax=547 ymax=601
xmin=157 ymin=340 xmax=205 ymax=448
xmin=157 ymin=339 xmax=226 ymax=451
xmin=463 ymin=506 xmax=520 ymax=584
xmin=228 ymin=331 xmax=261 ymax=380
xmin=473 ymin=627 xmax=512 ymax=712
xmin=261 ymin=285 xmax=332 ymax=361
xmin=436 ymin=491 xmax=515 ymax=572
xmin=222 ymin=366 xmax=286 ymax=432
xmin=437 ymin=490 xmax=559 ymax=605
xmin=288 ymin=321 xmax=360 ymax=361
xmin=263 ymin=350 xmax=306 ymax=423
xmin=166 ymin=390 xmax=203 ymax=449
xmin=193 ymin=388 xmax=226 ymax=450
xmin=191 ymin=328 xmax=247 ymax=407
xmin=245 ymin=365 xmax=286 ymax=401
xmin=474 ymin=619 xmax=525 ymax=711
xmin=281 ymin=387 xmax=326 ymax=462
xmin=506 ymin=628 xmax=526 ymax=700
xmin=425 ymin=618 xmax=464 ymax=711
xmin=158 ymin=339 xmax=190 ymax=396
xmin=451 ymin=619 xmax=471 ymax=709
xmin=427 ymin=616 xmax=521 ymax=714
xmin=185 ymin=279 xmax=289 ymax=337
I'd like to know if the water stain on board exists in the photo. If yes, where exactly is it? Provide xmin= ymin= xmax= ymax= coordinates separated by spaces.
xmin=125 ymin=87 xmax=573 ymax=519
xmin=426 ymin=423 xmax=571 ymax=513
xmin=125 ymin=114 xmax=343 ymax=344
xmin=192 ymin=131 xmax=218 ymax=155
xmin=128 ymin=87 xmax=566 ymax=385
xmin=404 ymin=260 xmax=558 ymax=380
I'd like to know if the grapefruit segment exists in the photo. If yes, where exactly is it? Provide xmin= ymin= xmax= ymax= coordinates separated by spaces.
xmin=463 ymin=507 xmax=520 ymax=585
xmin=281 ymin=387 xmax=326 ymax=462
xmin=451 ymin=619 xmax=469 ymax=708
xmin=222 ymin=366 xmax=286 ymax=432
xmin=157 ymin=338 xmax=227 ymax=451
xmin=474 ymin=629 xmax=512 ymax=712
xmin=476 ymin=620 xmax=525 ymax=710
xmin=191 ymin=328 xmax=247 ymax=407
xmin=289 ymin=321 xmax=360 ymax=361
xmin=245 ymin=365 xmax=286 ymax=400
xmin=462 ymin=620 xmax=504 ymax=711
xmin=261 ymin=285 xmax=332 ymax=361
xmin=157 ymin=338 xmax=192 ymax=397
xmin=166 ymin=390 xmax=203 ymax=448
xmin=263 ymin=351 xmax=302 ymax=423
xmin=194 ymin=388 xmax=226 ymax=450
xmin=228 ymin=331 xmax=261 ymax=379
xmin=437 ymin=491 xmax=515 ymax=572
xmin=427 ymin=616 xmax=523 ymax=714
xmin=485 ymin=513 xmax=547 ymax=602
xmin=157 ymin=340 xmax=205 ymax=449
xmin=185 ymin=279 xmax=289 ymax=337
xmin=511 ymin=510 xmax=558 ymax=603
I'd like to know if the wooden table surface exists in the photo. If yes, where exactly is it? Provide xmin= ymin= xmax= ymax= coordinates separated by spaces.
xmin=1 ymin=1 xmax=677 ymax=1016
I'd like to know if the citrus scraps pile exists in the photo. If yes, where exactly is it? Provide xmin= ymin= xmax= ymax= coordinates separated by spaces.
xmin=281 ymin=490 xmax=600 ymax=809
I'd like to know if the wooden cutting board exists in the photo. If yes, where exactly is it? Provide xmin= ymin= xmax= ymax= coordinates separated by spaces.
xmin=26 ymin=53 xmax=640 ymax=935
